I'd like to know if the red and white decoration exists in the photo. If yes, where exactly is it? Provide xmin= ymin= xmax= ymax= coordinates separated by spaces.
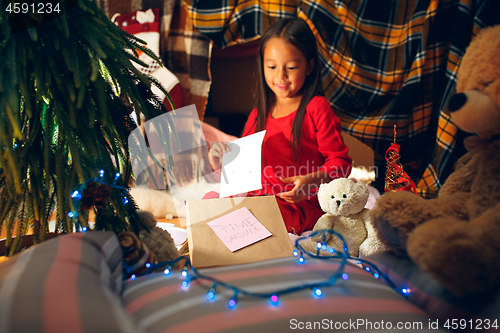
xmin=113 ymin=8 xmax=183 ymax=112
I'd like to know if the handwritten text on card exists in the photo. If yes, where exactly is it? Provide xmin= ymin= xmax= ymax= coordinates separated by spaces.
xmin=207 ymin=207 xmax=272 ymax=252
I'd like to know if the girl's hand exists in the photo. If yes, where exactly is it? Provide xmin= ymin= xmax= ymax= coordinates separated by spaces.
xmin=277 ymin=171 xmax=331 ymax=204
xmin=277 ymin=176 xmax=310 ymax=204
xmin=208 ymin=142 xmax=231 ymax=170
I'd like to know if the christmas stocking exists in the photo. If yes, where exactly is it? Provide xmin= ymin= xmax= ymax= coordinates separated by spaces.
xmin=113 ymin=8 xmax=183 ymax=112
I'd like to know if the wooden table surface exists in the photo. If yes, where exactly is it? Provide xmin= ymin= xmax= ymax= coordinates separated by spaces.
xmin=0 ymin=215 xmax=187 ymax=257
xmin=159 ymin=217 xmax=186 ymax=229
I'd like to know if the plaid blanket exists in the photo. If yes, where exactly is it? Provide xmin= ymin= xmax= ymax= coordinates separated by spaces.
xmin=183 ymin=0 xmax=500 ymax=197
xmin=97 ymin=0 xmax=211 ymax=120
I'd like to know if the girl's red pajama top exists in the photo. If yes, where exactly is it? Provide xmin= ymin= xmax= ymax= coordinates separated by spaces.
xmin=243 ymin=96 xmax=352 ymax=234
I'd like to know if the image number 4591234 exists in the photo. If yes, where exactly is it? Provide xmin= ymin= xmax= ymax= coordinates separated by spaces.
xmin=5 ymin=2 xmax=61 ymax=14
xmin=3 ymin=0 xmax=80 ymax=32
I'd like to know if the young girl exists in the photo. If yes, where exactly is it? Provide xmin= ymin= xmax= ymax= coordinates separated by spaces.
xmin=209 ymin=17 xmax=352 ymax=234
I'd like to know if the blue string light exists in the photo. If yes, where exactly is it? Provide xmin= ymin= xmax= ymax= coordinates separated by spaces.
xmin=136 ymin=230 xmax=349 ymax=307
xmin=131 ymin=229 xmax=407 ymax=309
xmin=206 ymin=283 xmax=217 ymax=301
xmin=181 ymin=280 xmax=189 ymax=290
xmin=228 ymin=292 xmax=238 ymax=309
xmin=206 ymin=290 xmax=216 ymax=300
xmin=313 ymin=287 xmax=323 ymax=297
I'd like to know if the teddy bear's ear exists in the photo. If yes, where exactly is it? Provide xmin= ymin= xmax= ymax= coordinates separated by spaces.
xmin=137 ymin=210 xmax=158 ymax=228
xmin=355 ymin=181 xmax=370 ymax=197
xmin=359 ymin=181 xmax=368 ymax=189
xmin=317 ymin=182 xmax=330 ymax=212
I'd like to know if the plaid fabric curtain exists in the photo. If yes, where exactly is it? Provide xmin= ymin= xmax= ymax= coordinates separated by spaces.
xmin=98 ymin=0 xmax=212 ymax=120
xmin=184 ymin=0 xmax=500 ymax=197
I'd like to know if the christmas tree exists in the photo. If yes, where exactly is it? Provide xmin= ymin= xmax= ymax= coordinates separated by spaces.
xmin=0 ymin=0 xmax=175 ymax=255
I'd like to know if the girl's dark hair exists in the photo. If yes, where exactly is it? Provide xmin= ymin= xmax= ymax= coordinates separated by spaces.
xmin=252 ymin=17 xmax=324 ymax=159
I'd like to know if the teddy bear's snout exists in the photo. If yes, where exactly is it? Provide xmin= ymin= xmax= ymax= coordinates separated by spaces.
xmin=336 ymin=200 xmax=341 ymax=207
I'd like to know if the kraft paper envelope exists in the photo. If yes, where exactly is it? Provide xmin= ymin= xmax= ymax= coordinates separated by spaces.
xmin=186 ymin=196 xmax=294 ymax=267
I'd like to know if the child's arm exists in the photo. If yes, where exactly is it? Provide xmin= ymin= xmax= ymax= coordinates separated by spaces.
xmin=277 ymin=170 xmax=331 ymax=204
xmin=208 ymin=142 xmax=231 ymax=170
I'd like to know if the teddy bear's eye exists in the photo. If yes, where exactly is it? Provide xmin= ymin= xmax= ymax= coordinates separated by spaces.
xmin=331 ymin=195 xmax=335 ymax=199
xmin=343 ymin=194 xmax=347 ymax=198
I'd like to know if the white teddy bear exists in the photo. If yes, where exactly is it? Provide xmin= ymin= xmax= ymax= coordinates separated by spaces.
xmin=302 ymin=178 xmax=384 ymax=257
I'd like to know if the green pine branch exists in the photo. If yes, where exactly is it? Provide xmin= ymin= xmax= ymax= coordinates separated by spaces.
xmin=0 ymin=0 xmax=176 ymax=255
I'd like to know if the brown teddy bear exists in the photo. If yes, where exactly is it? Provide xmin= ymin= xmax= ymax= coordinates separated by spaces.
xmin=371 ymin=25 xmax=500 ymax=296
xmin=118 ymin=231 xmax=158 ymax=278
xmin=136 ymin=210 xmax=183 ymax=266
xmin=119 ymin=210 xmax=183 ymax=278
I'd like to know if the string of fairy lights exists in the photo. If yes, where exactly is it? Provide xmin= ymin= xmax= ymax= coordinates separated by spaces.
xmin=129 ymin=229 xmax=408 ymax=309
xmin=69 ymin=171 xmax=408 ymax=309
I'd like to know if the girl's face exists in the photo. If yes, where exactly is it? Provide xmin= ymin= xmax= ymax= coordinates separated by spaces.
xmin=263 ymin=37 xmax=313 ymax=104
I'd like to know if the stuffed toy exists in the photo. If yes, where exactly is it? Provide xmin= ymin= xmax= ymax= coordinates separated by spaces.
xmin=118 ymin=231 xmax=157 ymax=278
xmin=136 ymin=210 xmax=183 ymax=264
xmin=302 ymin=178 xmax=384 ymax=257
xmin=371 ymin=25 xmax=500 ymax=295
xmin=118 ymin=210 xmax=183 ymax=278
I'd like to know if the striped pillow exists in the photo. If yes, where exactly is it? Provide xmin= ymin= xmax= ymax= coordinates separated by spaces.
xmin=364 ymin=251 xmax=500 ymax=332
xmin=0 ymin=231 xmax=140 ymax=333
xmin=122 ymin=257 xmax=443 ymax=333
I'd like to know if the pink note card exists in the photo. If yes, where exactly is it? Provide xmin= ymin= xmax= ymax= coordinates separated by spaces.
xmin=207 ymin=207 xmax=273 ymax=252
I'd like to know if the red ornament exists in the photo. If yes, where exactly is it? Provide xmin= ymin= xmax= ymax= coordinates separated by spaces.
xmin=384 ymin=126 xmax=417 ymax=194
